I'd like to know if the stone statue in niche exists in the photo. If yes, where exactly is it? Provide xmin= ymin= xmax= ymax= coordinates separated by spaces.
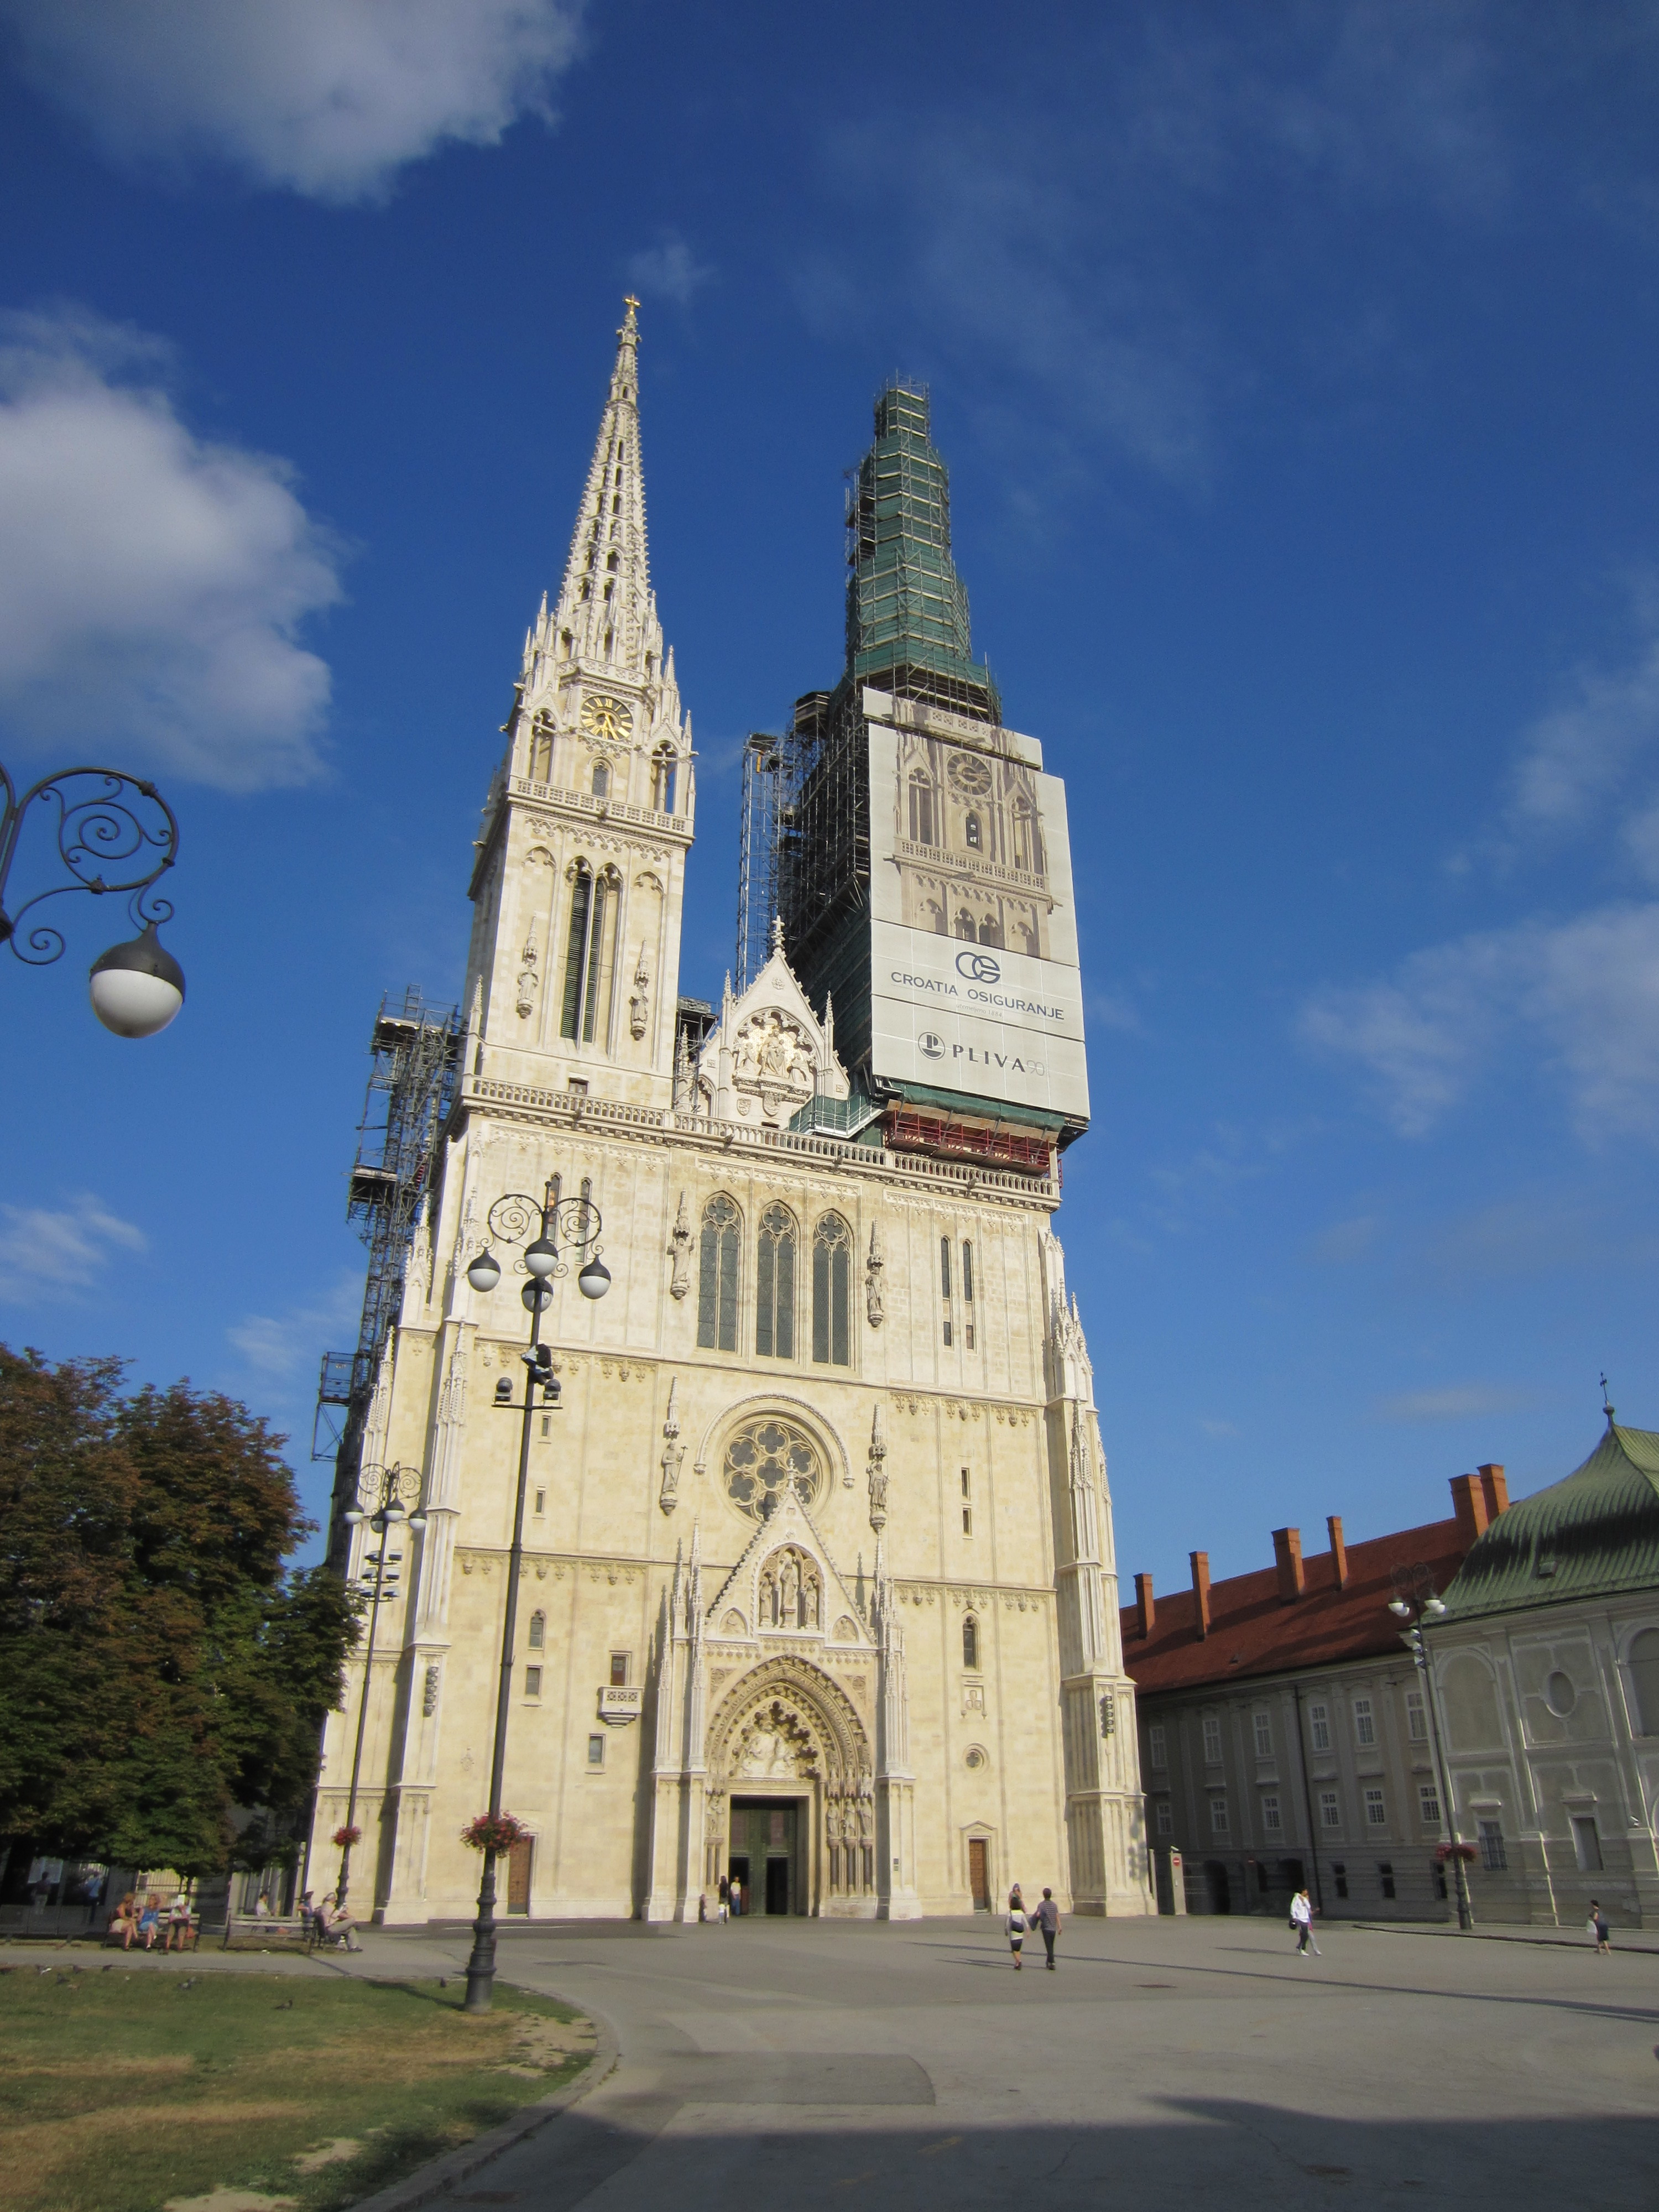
xmin=780 ymin=1553 xmax=799 ymax=1623
xmin=760 ymin=1545 xmax=821 ymax=1629
xmin=629 ymin=943 xmax=650 ymax=1040
xmin=865 ymin=1220 xmax=885 ymax=1327
xmin=516 ymin=921 xmax=539 ymax=1018
xmin=658 ymin=1376 xmax=684 ymax=1515
xmin=667 ymin=1192 xmax=692 ymax=1298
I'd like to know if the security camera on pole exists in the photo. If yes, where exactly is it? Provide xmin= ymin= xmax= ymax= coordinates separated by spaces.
xmin=460 ymin=1175 xmax=609 ymax=2012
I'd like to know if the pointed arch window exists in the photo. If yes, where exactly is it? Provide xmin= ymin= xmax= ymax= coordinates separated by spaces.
xmin=528 ymin=1611 xmax=545 ymax=1650
xmin=964 ymin=811 xmax=982 ymax=851
xmin=606 ymin=551 xmax=619 ymax=571
xmin=811 ymin=1213 xmax=852 ymax=1367
xmin=908 ymin=772 xmax=936 ymax=847
xmin=954 ymin=909 xmax=975 ymax=941
xmin=755 ymin=1203 xmax=797 ymax=1359
xmin=963 ymin=1615 xmax=980 ymax=1671
xmin=528 ymin=719 xmax=553 ymax=782
xmin=978 ymin=914 xmax=1002 ymax=946
xmin=697 ymin=1195 xmax=740 ymax=1352
xmin=592 ymin=760 xmax=610 ymax=799
xmin=559 ymin=862 xmax=620 ymax=1045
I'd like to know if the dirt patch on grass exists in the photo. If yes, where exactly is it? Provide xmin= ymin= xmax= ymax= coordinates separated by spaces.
xmin=0 ymin=1973 xmax=594 ymax=2212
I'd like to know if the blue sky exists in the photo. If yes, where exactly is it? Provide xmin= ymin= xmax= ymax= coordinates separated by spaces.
xmin=2 ymin=1 xmax=1657 ymax=1596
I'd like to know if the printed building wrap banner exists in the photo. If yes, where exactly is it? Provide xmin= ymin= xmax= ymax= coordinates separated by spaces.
xmin=867 ymin=711 xmax=1091 ymax=1124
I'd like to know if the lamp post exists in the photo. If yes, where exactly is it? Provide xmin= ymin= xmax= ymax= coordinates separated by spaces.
xmin=461 ymin=1176 xmax=609 ymax=2013
xmin=0 ymin=759 xmax=186 ymax=1035
xmin=1389 ymin=1566 xmax=1471 ymax=1932
xmin=335 ymin=1464 xmax=426 ymax=1913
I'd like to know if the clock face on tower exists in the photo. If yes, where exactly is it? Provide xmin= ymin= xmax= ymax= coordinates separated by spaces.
xmin=580 ymin=691 xmax=633 ymax=743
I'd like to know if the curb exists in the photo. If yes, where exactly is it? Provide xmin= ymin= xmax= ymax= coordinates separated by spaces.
xmin=1350 ymin=1919 xmax=1659 ymax=1957
xmin=343 ymin=2000 xmax=620 ymax=2212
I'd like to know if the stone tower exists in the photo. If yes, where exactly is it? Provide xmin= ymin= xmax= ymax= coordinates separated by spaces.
xmin=308 ymin=317 xmax=1154 ymax=1924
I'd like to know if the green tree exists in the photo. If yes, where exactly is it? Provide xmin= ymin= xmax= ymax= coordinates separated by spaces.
xmin=0 ymin=1347 xmax=359 ymax=1872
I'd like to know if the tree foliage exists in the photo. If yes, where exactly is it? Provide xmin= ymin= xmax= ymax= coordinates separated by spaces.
xmin=0 ymin=1345 xmax=360 ymax=1872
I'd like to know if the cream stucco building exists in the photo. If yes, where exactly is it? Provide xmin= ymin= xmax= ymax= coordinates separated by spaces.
xmin=309 ymin=305 xmax=1152 ymax=1923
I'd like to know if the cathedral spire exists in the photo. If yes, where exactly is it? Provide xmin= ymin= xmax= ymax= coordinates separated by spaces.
xmin=542 ymin=295 xmax=657 ymax=683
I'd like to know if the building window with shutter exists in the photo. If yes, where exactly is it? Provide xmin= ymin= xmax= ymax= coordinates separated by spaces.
xmin=1210 ymin=1795 xmax=1229 ymax=1835
xmin=1353 ymin=1697 xmax=1377 ymax=1747
xmin=1320 ymin=1790 xmax=1342 ymax=1830
xmin=1418 ymin=1781 xmax=1442 ymax=1830
xmin=1202 ymin=1714 xmax=1223 ymax=1765
xmin=1253 ymin=1710 xmax=1272 ymax=1757
xmin=1406 ymin=1690 xmax=1428 ymax=1742
xmin=1149 ymin=1723 xmax=1167 ymax=1770
xmin=1310 ymin=1703 xmax=1331 ymax=1752
xmin=1262 ymin=1794 xmax=1282 ymax=1834
xmin=1365 ymin=1786 xmax=1387 ymax=1828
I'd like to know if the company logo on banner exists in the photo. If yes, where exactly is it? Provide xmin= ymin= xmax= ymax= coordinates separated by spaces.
xmin=865 ymin=719 xmax=1090 ymax=1124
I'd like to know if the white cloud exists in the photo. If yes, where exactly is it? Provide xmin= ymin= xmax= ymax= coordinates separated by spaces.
xmin=227 ymin=1275 xmax=361 ymax=1379
xmin=625 ymin=235 xmax=713 ymax=309
xmin=1305 ymin=1213 xmax=1382 ymax=1264
xmin=0 ymin=0 xmax=585 ymax=204
xmin=1302 ymin=902 xmax=1659 ymax=1140
xmin=1371 ymin=1383 xmax=1529 ymax=1423
xmin=0 ymin=1193 xmax=145 ymax=1301
xmin=0 ymin=306 xmax=342 ymax=791
xmin=1505 ymin=594 xmax=1659 ymax=837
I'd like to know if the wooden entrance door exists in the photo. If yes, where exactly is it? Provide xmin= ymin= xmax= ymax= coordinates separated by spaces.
xmin=968 ymin=1838 xmax=990 ymax=1910
xmin=506 ymin=1837 xmax=533 ymax=1914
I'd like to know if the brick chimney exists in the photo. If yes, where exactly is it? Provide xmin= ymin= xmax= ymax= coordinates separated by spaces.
xmin=1272 ymin=1526 xmax=1305 ymax=1603
xmin=1134 ymin=1571 xmax=1155 ymax=1639
xmin=1327 ymin=1514 xmax=1349 ymax=1593
xmin=1449 ymin=1473 xmax=1490 ymax=1550
xmin=1190 ymin=1551 xmax=1211 ymax=1639
xmin=1478 ymin=1463 xmax=1509 ymax=1520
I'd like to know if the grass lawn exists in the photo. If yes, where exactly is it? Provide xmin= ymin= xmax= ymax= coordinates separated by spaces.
xmin=0 ymin=1964 xmax=597 ymax=2212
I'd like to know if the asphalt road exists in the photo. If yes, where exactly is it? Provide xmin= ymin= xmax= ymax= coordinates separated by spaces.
xmin=330 ymin=1912 xmax=1659 ymax=2211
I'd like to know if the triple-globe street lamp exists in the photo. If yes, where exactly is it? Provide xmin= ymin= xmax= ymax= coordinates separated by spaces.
xmin=334 ymin=1463 xmax=426 ymax=1913
xmin=1387 ymin=1566 xmax=1472 ymax=1931
xmin=0 ymin=759 xmax=186 ymax=1035
xmin=461 ymin=1176 xmax=609 ymax=2013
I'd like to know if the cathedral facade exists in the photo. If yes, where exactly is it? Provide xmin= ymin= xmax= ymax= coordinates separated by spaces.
xmin=309 ymin=304 xmax=1153 ymax=1922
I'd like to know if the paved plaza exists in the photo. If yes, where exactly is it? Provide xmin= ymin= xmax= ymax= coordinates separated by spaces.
xmin=293 ymin=1912 xmax=1658 ymax=2211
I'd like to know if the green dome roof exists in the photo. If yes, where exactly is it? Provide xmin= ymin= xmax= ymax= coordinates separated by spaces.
xmin=1441 ymin=1419 xmax=1659 ymax=1621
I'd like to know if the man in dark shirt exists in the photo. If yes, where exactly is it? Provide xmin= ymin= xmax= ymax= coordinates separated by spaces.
xmin=1030 ymin=1887 xmax=1062 ymax=1970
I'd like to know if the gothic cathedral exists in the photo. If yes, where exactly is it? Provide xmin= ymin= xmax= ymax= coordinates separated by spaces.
xmin=310 ymin=302 xmax=1154 ymax=1921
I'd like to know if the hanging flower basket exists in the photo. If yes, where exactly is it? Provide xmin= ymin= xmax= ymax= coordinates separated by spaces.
xmin=461 ymin=1812 xmax=527 ymax=1854
xmin=1435 ymin=1841 xmax=1478 ymax=1863
xmin=332 ymin=1825 xmax=362 ymax=1848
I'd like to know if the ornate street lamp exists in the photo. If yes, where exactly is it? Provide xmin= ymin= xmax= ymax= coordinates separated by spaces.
xmin=1389 ymin=1566 xmax=1470 ymax=1931
xmin=0 ymin=760 xmax=185 ymax=1036
xmin=461 ymin=1175 xmax=607 ymax=2013
xmin=334 ymin=1463 xmax=426 ymax=1914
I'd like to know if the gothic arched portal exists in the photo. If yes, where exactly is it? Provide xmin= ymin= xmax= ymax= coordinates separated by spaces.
xmin=703 ymin=1657 xmax=875 ymax=1913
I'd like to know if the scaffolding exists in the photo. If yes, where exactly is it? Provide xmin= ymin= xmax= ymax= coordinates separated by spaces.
xmin=313 ymin=988 xmax=462 ymax=1501
xmin=734 ymin=730 xmax=801 ymax=991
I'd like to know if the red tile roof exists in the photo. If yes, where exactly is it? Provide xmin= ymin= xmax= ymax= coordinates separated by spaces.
xmin=1121 ymin=1518 xmax=1470 ymax=1694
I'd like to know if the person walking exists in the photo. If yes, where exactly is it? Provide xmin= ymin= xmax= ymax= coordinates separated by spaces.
xmin=1006 ymin=1884 xmax=1027 ymax=1969
xmin=729 ymin=1874 xmax=742 ymax=1919
xmin=1590 ymin=1901 xmax=1611 ymax=1954
xmin=717 ymin=1873 xmax=731 ymax=1923
xmin=1291 ymin=1885 xmax=1320 ymax=1957
xmin=1030 ymin=1887 xmax=1061 ymax=1970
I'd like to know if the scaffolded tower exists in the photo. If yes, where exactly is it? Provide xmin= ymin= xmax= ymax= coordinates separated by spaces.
xmin=776 ymin=383 xmax=999 ymax=1071
xmin=314 ymin=989 xmax=462 ymax=1520
xmin=735 ymin=733 xmax=787 ymax=992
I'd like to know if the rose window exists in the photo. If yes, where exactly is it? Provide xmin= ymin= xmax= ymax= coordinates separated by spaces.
xmin=723 ymin=1416 xmax=822 ymax=1521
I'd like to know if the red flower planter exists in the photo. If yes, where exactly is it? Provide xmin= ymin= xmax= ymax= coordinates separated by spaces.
xmin=461 ymin=1813 xmax=527 ymax=1853
xmin=332 ymin=1824 xmax=362 ymax=1848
